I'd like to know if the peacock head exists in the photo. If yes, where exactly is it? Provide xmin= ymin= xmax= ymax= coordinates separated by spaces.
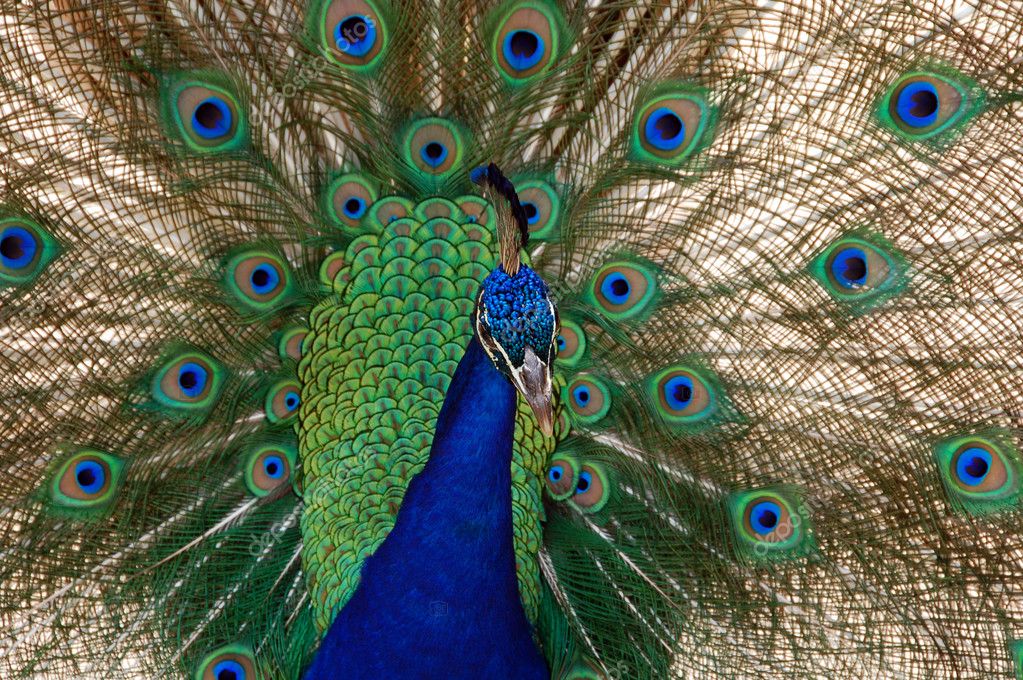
xmin=472 ymin=164 xmax=558 ymax=437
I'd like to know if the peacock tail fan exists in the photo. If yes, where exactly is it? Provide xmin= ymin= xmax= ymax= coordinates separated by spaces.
xmin=1 ymin=0 xmax=1022 ymax=678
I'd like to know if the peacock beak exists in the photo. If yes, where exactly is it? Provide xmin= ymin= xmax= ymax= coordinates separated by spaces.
xmin=512 ymin=346 xmax=555 ymax=438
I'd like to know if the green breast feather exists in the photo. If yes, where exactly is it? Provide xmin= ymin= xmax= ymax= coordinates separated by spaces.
xmin=299 ymin=195 xmax=559 ymax=630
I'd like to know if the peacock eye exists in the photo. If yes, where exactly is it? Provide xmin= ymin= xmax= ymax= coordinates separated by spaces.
xmin=277 ymin=326 xmax=308 ymax=361
xmin=934 ymin=434 xmax=1021 ymax=516
xmin=51 ymin=450 xmax=125 ymax=510
xmin=404 ymin=119 xmax=464 ymax=178
xmin=564 ymin=375 xmax=611 ymax=425
xmin=514 ymin=180 xmax=561 ymax=240
xmin=245 ymin=445 xmax=296 ymax=497
xmin=555 ymin=319 xmax=586 ymax=367
xmin=319 ymin=0 xmax=387 ymax=70
xmin=195 ymin=645 xmax=256 ymax=680
xmin=588 ymin=261 xmax=658 ymax=321
xmin=570 ymin=464 xmax=610 ymax=512
xmin=545 ymin=454 xmax=579 ymax=500
xmin=265 ymin=379 xmax=302 ymax=424
xmin=632 ymin=86 xmax=714 ymax=165
xmin=810 ymin=233 xmax=907 ymax=310
xmin=490 ymin=2 xmax=563 ymax=84
xmin=729 ymin=489 xmax=812 ymax=561
xmin=0 ymin=218 xmax=58 ymax=286
xmin=169 ymin=79 xmax=246 ymax=153
xmin=880 ymin=70 xmax=978 ymax=142
xmin=325 ymin=174 xmax=377 ymax=231
xmin=650 ymin=366 xmax=715 ymax=423
xmin=153 ymin=352 xmax=224 ymax=412
xmin=224 ymin=251 xmax=294 ymax=312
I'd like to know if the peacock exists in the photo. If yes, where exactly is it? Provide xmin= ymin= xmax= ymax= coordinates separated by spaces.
xmin=2 ymin=0 xmax=1023 ymax=677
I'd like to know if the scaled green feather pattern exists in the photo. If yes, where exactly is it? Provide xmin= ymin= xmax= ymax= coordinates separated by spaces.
xmin=299 ymin=201 xmax=556 ymax=630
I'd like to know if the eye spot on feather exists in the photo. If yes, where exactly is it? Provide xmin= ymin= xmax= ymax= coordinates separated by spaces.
xmin=515 ymin=180 xmax=560 ymax=240
xmin=154 ymin=352 xmax=224 ymax=412
xmin=265 ymin=380 xmax=302 ymax=424
xmin=934 ymin=434 xmax=1021 ymax=515
xmin=245 ymin=445 xmax=296 ymax=497
xmin=588 ymin=261 xmax=657 ymax=321
xmin=810 ymin=233 xmax=906 ymax=311
xmin=0 ymin=218 xmax=57 ymax=286
xmin=633 ymin=86 xmax=713 ymax=164
xmin=491 ymin=2 xmax=563 ymax=84
xmin=729 ymin=489 xmax=812 ymax=560
xmin=278 ymin=327 xmax=308 ymax=361
xmin=570 ymin=464 xmax=609 ymax=512
xmin=168 ymin=78 xmax=246 ymax=153
xmin=879 ymin=70 xmax=979 ymax=142
xmin=545 ymin=454 xmax=579 ymax=500
xmin=224 ymin=251 xmax=293 ymax=312
xmin=650 ymin=366 xmax=715 ymax=423
xmin=404 ymin=119 xmax=464 ymax=177
xmin=564 ymin=375 xmax=611 ymax=425
xmin=51 ymin=450 xmax=124 ymax=509
xmin=319 ymin=0 xmax=387 ymax=70
xmin=196 ymin=645 xmax=256 ymax=680
xmin=326 ymin=174 xmax=377 ymax=231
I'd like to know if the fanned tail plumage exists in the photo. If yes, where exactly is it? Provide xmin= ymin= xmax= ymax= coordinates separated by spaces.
xmin=2 ymin=0 xmax=1023 ymax=677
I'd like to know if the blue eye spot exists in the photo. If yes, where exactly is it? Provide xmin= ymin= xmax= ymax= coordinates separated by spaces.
xmin=0 ymin=226 xmax=37 ymax=269
xmin=250 ymin=263 xmax=280 ymax=295
xmin=572 ymin=385 xmax=591 ymax=407
xmin=213 ymin=659 xmax=246 ymax=680
xmin=284 ymin=391 xmax=300 ymax=412
xmin=74 ymin=460 xmax=105 ymax=495
xmin=644 ymin=107 xmax=685 ymax=150
xmin=830 ymin=247 xmax=867 ymax=288
xmin=576 ymin=470 xmax=592 ymax=493
xmin=556 ymin=335 xmax=566 ymax=351
xmin=502 ymin=29 xmax=545 ymax=71
xmin=420 ymin=141 xmax=449 ymax=168
xmin=263 ymin=455 xmax=285 ymax=480
xmin=343 ymin=197 xmax=367 ymax=219
xmin=521 ymin=201 xmax=540 ymax=225
xmin=663 ymin=375 xmax=694 ymax=411
xmin=548 ymin=465 xmax=563 ymax=483
xmin=334 ymin=15 xmax=376 ymax=58
xmin=749 ymin=500 xmax=781 ymax=535
xmin=956 ymin=447 xmax=992 ymax=486
xmin=600 ymin=272 xmax=631 ymax=305
xmin=192 ymin=97 xmax=232 ymax=139
xmin=896 ymin=81 xmax=939 ymax=129
xmin=177 ymin=362 xmax=209 ymax=398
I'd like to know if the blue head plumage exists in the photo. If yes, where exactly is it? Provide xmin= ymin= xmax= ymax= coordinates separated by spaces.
xmin=472 ymin=164 xmax=558 ymax=436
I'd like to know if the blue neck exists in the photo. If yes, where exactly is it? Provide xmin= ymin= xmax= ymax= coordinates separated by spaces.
xmin=304 ymin=338 xmax=549 ymax=679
